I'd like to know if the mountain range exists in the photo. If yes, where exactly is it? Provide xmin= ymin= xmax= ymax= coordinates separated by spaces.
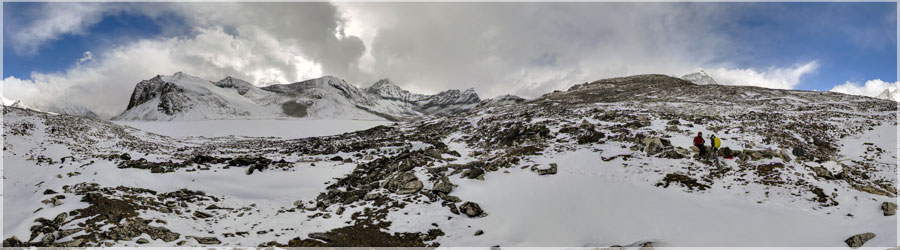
xmin=115 ymin=72 xmax=485 ymax=121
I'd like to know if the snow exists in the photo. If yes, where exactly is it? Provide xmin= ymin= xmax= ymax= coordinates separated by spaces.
xmin=111 ymin=119 xmax=393 ymax=139
xmin=432 ymin=149 xmax=897 ymax=247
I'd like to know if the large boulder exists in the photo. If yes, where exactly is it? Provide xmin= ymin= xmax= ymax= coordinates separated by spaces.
xmin=844 ymin=232 xmax=875 ymax=248
xmin=460 ymin=202 xmax=484 ymax=218
xmin=882 ymin=201 xmax=897 ymax=216
xmin=432 ymin=180 xmax=453 ymax=194
xmin=642 ymin=137 xmax=665 ymax=155
xmin=386 ymin=171 xmax=424 ymax=195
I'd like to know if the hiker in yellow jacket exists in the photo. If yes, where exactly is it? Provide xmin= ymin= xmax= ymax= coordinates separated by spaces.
xmin=709 ymin=134 xmax=721 ymax=166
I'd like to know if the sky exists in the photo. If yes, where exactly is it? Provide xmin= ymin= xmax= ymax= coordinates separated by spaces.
xmin=2 ymin=2 xmax=897 ymax=117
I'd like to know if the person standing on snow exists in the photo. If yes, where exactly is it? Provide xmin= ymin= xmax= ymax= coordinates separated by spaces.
xmin=709 ymin=134 xmax=721 ymax=166
xmin=693 ymin=132 xmax=706 ymax=159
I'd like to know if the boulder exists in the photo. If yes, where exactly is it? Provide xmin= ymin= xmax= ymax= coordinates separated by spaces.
xmin=460 ymin=202 xmax=484 ymax=218
xmin=193 ymin=211 xmax=213 ymax=219
xmin=533 ymin=163 xmax=558 ymax=175
xmin=882 ymin=201 xmax=897 ymax=216
xmin=432 ymin=181 xmax=453 ymax=194
xmin=641 ymin=137 xmax=664 ymax=155
xmin=844 ymin=232 xmax=875 ymax=248
xmin=386 ymin=171 xmax=423 ymax=195
xmin=190 ymin=236 xmax=221 ymax=245
xmin=363 ymin=193 xmax=382 ymax=201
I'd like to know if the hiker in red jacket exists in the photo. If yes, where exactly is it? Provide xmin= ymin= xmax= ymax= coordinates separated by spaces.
xmin=693 ymin=132 xmax=706 ymax=158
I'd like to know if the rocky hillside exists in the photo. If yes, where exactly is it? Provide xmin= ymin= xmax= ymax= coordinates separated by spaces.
xmin=3 ymin=74 xmax=896 ymax=248
xmin=115 ymin=72 xmax=484 ymax=121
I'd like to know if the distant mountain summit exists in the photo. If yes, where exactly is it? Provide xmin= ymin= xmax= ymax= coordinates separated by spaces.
xmin=877 ymin=87 xmax=899 ymax=102
xmin=115 ymin=72 xmax=483 ymax=121
xmin=680 ymin=68 xmax=719 ymax=85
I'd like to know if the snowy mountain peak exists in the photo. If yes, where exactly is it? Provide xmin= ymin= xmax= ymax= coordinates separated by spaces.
xmin=681 ymin=68 xmax=719 ymax=85
xmin=877 ymin=87 xmax=899 ymax=102
xmin=214 ymin=76 xmax=256 ymax=95
xmin=366 ymin=78 xmax=428 ymax=103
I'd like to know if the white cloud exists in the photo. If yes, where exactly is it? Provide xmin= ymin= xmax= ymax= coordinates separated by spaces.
xmin=705 ymin=61 xmax=819 ymax=89
xmin=77 ymin=51 xmax=95 ymax=64
xmin=3 ymin=26 xmax=326 ymax=118
xmin=5 ymin=3 xmax=121 ymax=55
xmin=4 ymin=2 xmax=830 ymax=118
xmin=829 ymin=79 xmax=900 ymax=97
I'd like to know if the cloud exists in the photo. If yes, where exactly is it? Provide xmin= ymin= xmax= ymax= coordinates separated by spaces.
xmin=829 ymin=79 xmax=900 ymax=97
xmin=336 ymin=3 xmax=734 ymax=97
xmin=3 ymin=3 xmax=363 ymax=118
xmin=5 ymin=3 xmax=121 ymax=55
xmin=704 ymin=61 xmax=819 ymax=89
xmin=4 ymin=2 xmax=831 ymax=118
xmin=3 ymin=26 xmax=328 ymax=118
xmin=77 ymin=51 xmax=95 ymax=64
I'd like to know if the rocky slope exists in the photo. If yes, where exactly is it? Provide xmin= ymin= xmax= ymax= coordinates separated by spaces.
xmin=115 ymin=73 xmax=483 ymax=121
xmin=3 ymin=74 xmax=896 ymax=248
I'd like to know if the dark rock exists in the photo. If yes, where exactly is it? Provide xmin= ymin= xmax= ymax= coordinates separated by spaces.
xmin=474 ymin=230 xmax=484 ymax=236
xmin=193 ymin=211 xmax=213 ymax=219
xmin=43 ymin=189 xmax=57 ymax=195
xmin=190 ymin=236 xmax=221 ymax=245
xmin=432 ymin=181 xmax=453 ymax=194
xmin=460 ymin=202 xmax=484 ymax=217
xmin=136 ymin=238 xmax=149 ymax=244
xmin=386 ymin=171 xmax=423 ymax=195
xmin=329 ymin=156 xmax=344 ymax=162
xmin=882 ymin=202 xmax=897 ymax=216
xmin=844 ymin=232 xmax=875 ymax=248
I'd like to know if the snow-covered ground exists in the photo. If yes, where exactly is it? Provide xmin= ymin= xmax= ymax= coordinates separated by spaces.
xmin=430 ymin=149 xmax=895 ymax=247
xmin=112 ymin=119 xmax=393 ymax=138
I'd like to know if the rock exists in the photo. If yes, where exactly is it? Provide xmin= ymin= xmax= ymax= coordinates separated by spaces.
xmin=460 ymin=202 xmax=484 ymax=218
xmin=882 ymin=202 xmax=897 ymax=216
xmin=810 ymin=166 xmax=835 ymax=180
xmin=308 ymin=232 xmax=332 ymax=242
xmin=534 ymin=163 xmax=558 ymax=175
xmin=464 ymin=167 xmax=485 ymax=179
xmin=190 ymin=236 xmax=221 ymax=245
xmin=293 ymin=200 xmax=304 ymax=207
xmin=447 ymin=203 xmax=460 ymax=215
xmin=386 ymin=171 xmax=423 ymax=195
xmin=43 ymin=189 xmax=58 ymax=195
xmin=844 ymin=232 xmax=875 ymax=248
xmin=363 ymin=193 xmax=382 ymax=201
xmin=52 ymin=199 xmax=63 ymax=207
xmin=329 ymin=156 xmax=344 ymax=161
xmin=136 ymin=238 xmax=149 ymax=244
xmin=642 ymin=137 xmax=665 ymax=155
xmin=433 ymin=181 xmax=453 ymax=194
xmin=3 ymin=236 xmax=24 ymax=247
xmin=193 ymin=211 xmax=213 ymax=219
xmin=40 ymin=233 xmax=56 ymax=245
xmin=53 ymin=212 xmax=68 ymax=225
xmin=792 ymin=147 xmax=805 ymax=158
xmin=441 ymin=194 xmax=462 ymax=203
xmin=474 ymin=230 xmax=484 ymax=236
